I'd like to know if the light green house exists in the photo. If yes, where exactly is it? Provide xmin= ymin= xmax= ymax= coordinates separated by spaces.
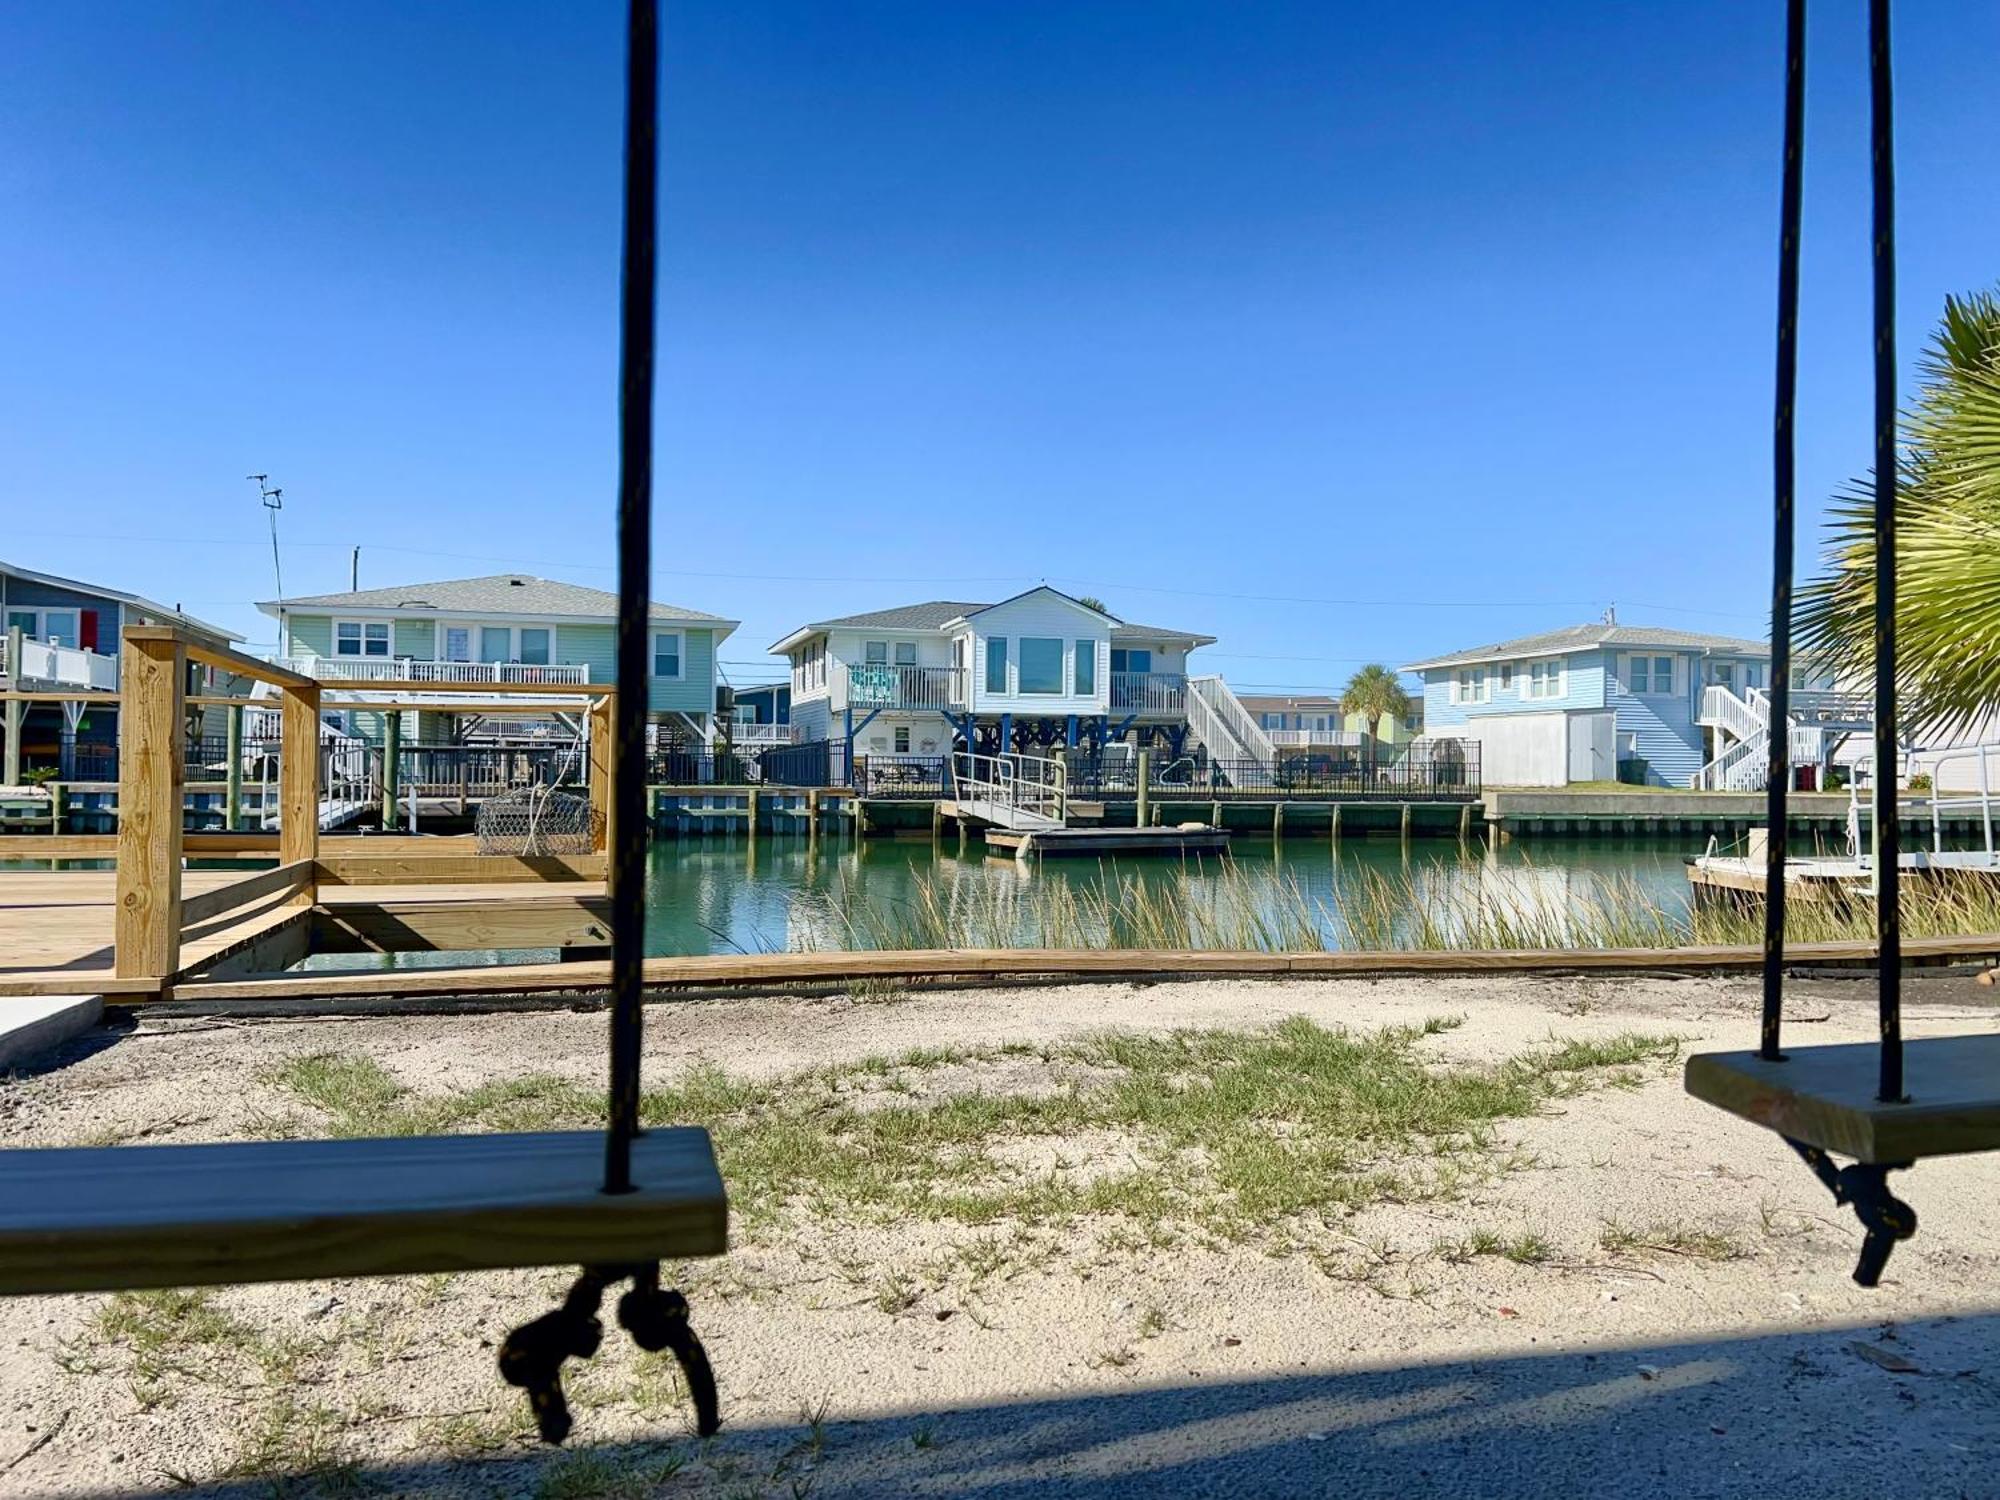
xmin=257 ymin=574 xmax=738 ymax=743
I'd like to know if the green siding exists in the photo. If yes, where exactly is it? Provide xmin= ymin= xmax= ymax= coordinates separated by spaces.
xmin=394 ymin=619 xmax=435 ymax=658
xmin=556 ymin=623 xmax=615 ymax=684
xmin=287 ymin=614 xmax=332 ymax=656
xmin=649 ymin=627 xmax=715 ymax=713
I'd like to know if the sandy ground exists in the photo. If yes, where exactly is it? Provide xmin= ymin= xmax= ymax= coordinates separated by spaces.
xmin=2 ymin=969 xmax=1998 ymax=1498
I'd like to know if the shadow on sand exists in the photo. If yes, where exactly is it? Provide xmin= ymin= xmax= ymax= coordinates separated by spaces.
xmin=61 ymin=1309 xmax=1997 ymax=1498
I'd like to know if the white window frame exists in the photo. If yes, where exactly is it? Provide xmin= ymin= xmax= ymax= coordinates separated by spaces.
xmin=6 ymin=607 xmax=82 ymax=648
xmin=652 ymin=630 xmax=684 ymax=681
xmin=1450 ymin=667 xmax=1488 ymax=705
xmin=333 ymin=618 xmax=392 ymax=658
xmin=864 ymin=640 xmax=888 ymax=665
xmin=1498 ymin=663 xmax=1515 ymax=691
xmin=893 ymin=724 xmax=911 ymax=753
xmin=1625 ymin=653 xmax=1677 ymax=698
xmin=893 ymin=641 xmax=918 ymax=667
xmin=1524 ymin=658 xmax=1565 ymax=701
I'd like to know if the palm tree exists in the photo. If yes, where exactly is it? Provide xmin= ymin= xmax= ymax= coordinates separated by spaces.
xmin=1076 ymin=595 xmax=1109 ymax=615
xmin=1796 ymin=288 xmax=2000 ymax=739
xmin=1339 ymin=664 xmax=1413 ymax=745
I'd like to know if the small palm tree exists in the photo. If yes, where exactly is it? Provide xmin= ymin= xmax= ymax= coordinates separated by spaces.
xmin=1076 ymin=595 xmax=1109 ymax=615
xmin=1339 ymin=664 xmax=1413 ymax=743
xmin=1796 ymin=288 xmax=2000 ymax=739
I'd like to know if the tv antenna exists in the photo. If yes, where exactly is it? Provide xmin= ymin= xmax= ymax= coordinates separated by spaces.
xmin=249 ymin=474 xmax=285 ymax=601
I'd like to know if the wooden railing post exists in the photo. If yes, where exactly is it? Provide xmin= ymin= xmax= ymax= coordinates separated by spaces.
xmin=588 ymin=693 xmax=617 ymax=891
xmin=115 ymin=630 xmax=186 ymax=980
xmin=279 ymin=683 xmax=321 ymax=901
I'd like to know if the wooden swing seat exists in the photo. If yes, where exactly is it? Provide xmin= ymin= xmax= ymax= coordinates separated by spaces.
xmin=1684 ymin=1033 xmax=2000 ymax=1164
xmin=0 ymin=1128 xmax=727 ymax=1296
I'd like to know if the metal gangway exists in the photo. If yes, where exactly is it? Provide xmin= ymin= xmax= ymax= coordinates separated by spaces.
xmin=255 ymin=727 xmax=377 ymax=832
xmin=950 ymin=751 xmax=1067 ymax=831
xmin=1843 ymin=744 xmax=2000 ymax=888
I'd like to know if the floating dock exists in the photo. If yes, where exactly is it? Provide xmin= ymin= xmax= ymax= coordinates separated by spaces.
xmin=1687 ymin=848 xmax=2000 ymax=907
xmin=982 ymin=825 xmax=1232 ymax=859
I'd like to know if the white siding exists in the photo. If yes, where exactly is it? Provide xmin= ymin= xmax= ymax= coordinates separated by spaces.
xmin=970 ymin=594 xmax=1111 ymax=715
xmin=1441 ymin=712 xmax=1570 ymax=786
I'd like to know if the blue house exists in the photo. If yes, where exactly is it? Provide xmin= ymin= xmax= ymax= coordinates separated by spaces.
xmin=1403 ymin=619 xmax=1773 ymax=787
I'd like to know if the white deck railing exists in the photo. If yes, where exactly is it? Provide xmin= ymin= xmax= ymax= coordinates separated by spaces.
xmin=2 ymin=638 xmax=119 ymax=692
xmin=831 ymin=662 xmax=967 ymax=712
xmin=1109 ymin=671 xmax=1187 ymax=716
xmin=287 ymin=655 xmax=590 ymax=687
xmin=729 ymin=722 xmax=800 ymax=748
xmin=1266 ymin=727 xmax=1366 ymax=748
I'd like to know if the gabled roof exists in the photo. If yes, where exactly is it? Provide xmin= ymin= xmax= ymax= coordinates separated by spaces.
xmin=1402 ymin=622 xmax=1768 ymax=673
xmin=1 ymin=559 xmax=242 ymax=643
xmin=768 ymin=589 xmax=1214 ymax=653
xmin=257 ymin=574 xmax=736 ymax=635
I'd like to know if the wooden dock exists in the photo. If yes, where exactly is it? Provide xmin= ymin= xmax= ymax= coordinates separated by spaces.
xmin=1687 ymin=848 xmax=2000 ymax=906
xmin=983 ymin=825 xmax=1232 ymax=858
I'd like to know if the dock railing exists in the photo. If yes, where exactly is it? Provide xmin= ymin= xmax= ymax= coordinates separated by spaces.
xmin=952 ymin=751 xmax=1067 ymax=824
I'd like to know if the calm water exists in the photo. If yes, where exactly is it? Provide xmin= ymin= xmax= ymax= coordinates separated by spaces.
xmin=633 ymin=833 xmax=1704 ymax=957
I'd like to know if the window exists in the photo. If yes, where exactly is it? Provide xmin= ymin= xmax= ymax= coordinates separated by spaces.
xmin=1019 ymin=637 xmax=1063 ymax=694
xmin=8 ymin=608 xmax=81 ymax=648
xmin=1452 ymin=668 xmax=1488 ymax=704
xmin=653 ymin=631 xmax=683 ymax=680
xmin=1627 ymin=655 xmax=1676 ymax=696
xmin=335 ymin=620 xmax=390 ymax=658
xmin=985 ymin=637 xmax=1008 ymax=693
xmin=1525 ymin=659 xmax=1564 ymax=700
xmin=1074 ymin=640 xmax=1096 ymax=695
xmin=1109 ymin=647 xmax=1152 ymax=675
xmin=519 ymin=628 xmax=551 ymax=666
xmin=1744 ymin=666 xmax=1762 ymax=690
xmin=864 ymin=641 xmax=888 ymax=665
xmin=893 ymin=725 xmax=910 ymax=753
xmin=479 ymin=627 xmax=511 ymax=663
xmin=893 ymin=641 xmax=917 ymax=667
xmin=1711 ymin=662 xmax=1734 ymax=688
xmin=1499 ymin=664 xmax=1514 ymax=691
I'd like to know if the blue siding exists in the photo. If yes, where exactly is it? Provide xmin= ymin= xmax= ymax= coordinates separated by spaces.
xmin=1422 ymin=652 xmax=1604 ymax=728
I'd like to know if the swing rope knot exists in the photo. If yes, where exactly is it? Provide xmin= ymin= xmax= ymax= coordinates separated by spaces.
xmin=501 ymin=1265 xmax=719 ymax=1444
xmin=1786 ymin=1140 xmax=1918 ymax=1288
xmin=618 ymin=1263 xmax=722 ymax=1436
xmin=497 ymin=1270 xmax=609 ymax=1444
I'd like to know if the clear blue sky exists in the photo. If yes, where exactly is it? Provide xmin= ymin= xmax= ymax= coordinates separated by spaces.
xmin=3 ymin=2 xmax=1995 ymax=691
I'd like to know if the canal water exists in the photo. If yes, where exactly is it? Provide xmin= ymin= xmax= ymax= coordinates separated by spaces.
xmin=635 ymin=834 xmax=1707 ymax=957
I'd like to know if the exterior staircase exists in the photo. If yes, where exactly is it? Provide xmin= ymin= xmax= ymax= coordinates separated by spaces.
xmin=1696 ymin=684 xmax=1873 ymax=792
xmin=1187 ymin=676 xmax=1276 ymax=768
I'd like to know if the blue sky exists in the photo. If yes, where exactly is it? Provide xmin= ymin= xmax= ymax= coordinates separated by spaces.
xmin=3 ymin=2 xmax=1995 ymax=691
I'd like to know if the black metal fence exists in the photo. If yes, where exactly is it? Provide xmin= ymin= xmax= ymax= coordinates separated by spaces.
xmin=855 ymin=755 xmax=951 ymax=798
xmin=1067 ymin=744 xmax=1480 ymax=801
xmin=760 ymin=738 xmax=849 ymax=788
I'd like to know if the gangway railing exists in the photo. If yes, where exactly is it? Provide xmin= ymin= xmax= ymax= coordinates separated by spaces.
xmin=1844 ymin=743 xmax=2000 ymax=887
xmin=951 ymin=751 xmax=1067 ymax=827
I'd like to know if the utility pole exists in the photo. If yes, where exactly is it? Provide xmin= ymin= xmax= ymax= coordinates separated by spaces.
xmin=351 ymin=546 xmax=360 ymax=591
xmin=248 ymin=474 xmax=285 ymax=601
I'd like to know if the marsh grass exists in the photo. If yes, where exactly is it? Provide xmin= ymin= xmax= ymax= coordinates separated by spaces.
xmin=794 ymin=856 xmax=2000 ymax=955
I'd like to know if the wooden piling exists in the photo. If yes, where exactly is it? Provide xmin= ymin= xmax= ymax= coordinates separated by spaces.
xmin=1400 ymin=802 xmax=1412 ymax=842
xmin=225 ymin=702 xmax=245 ymax=833
xmin=115 ymin=633 xmax=186 ymax=979
xmin=376 ymin=710 xmax=398 ymax=832
xmin=1135 ymin=750 xmax=1151 ymax=832
xmin=807 ymin=787 xmax=820 ymax=847
xmin=1272 ymin=801 xmax=1284 ymax=839
xmin=1330 ymin=802 xmax=1341 ymax=848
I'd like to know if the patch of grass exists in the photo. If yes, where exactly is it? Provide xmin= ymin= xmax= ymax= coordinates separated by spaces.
xmin=1435 ymin=1228 xmax=1553 ymax=1266
xmin=263 ymin=1020 xmax=1677 ymax=1257
xmin=1601 ymin=1220 xmax=1745 ymax=1261
xmin=534 ymin=1449 xmax=688 ymax=1500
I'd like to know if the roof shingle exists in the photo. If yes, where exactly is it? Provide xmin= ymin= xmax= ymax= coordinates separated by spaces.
xmin=258 ymin=574 xmax=734 ymax=627
xmin=1402 ymin=622 xmax=1767 ymax=672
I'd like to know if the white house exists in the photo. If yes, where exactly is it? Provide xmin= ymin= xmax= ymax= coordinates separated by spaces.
xmin=769 ymin=586 xmax=1223 ymax=760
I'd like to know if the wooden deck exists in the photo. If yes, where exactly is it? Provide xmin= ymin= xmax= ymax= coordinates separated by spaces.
xmin=0 ymin=869 xmax=609 ymax=995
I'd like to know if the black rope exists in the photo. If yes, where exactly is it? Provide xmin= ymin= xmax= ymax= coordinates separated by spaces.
xmin=1760 ymin=0 xmax=1806 ymax=1063
xmin=1867 ymin=0 xmax=1903 ymax=1104
xmin=606 ymin=0 xmax=660 ymax=1194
